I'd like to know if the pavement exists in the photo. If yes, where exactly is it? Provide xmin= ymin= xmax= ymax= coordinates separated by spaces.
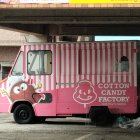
xmin=0 ymin=113 xmax=140 ymax=140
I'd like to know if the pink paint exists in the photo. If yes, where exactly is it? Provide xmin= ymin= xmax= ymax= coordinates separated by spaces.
xmin=0 ymin=41 xmax=139 ymax=117
xmin=0 ymin=0 xmax=10 ymax=3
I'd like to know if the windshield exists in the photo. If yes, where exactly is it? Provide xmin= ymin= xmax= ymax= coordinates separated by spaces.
xmin=11 ymin=52 xmax=23 ymax=76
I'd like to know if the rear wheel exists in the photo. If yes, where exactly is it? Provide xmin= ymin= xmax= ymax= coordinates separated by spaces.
xmin=89 ymin=107 xmax=113 ymax=126
xmin=13 ymin=104 xmax=34 ymax=124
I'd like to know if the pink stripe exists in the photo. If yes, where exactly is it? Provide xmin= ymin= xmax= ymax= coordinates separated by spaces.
xmin=126 ymin=42 xmax=129 ymax=83
xmin=105 ymin=43 xmax=108 ymax=82
xmin=99 ymin=43 xmax=102 ymax=83
xmin=69 ymin=44 xmax=71 ymax=86
xmin=134 ymin=41 xmax=137 ymax=86
xmin=84 ymin=43 xmax=87 ymax=79
xmin=131 ymin=42 xmax=134 ymax=86
xmin=43 ymin=44 xmax=46 ymax=91
xmin=23 ymin=45 xmax=26 ymax=78
xmin=120 ymin=42 xmax=124 ymax=83
xmin=79 ymin=43 xmax=82 ymax=81
xmin=26 ymin=45 xmax=29 ymax=80
xmin=40 ymin=44 xmax=44 ymax=90
xmin=58 ymin=44 xmax=61 ymax=88
xmin=33 ymin=44 xmax=37 ymax=84
xmin=92 ymin=43 xmax=95 ymax=85
xmin=110 ymin=43 xmax=113 ymax=82
xmin=53 ymin=44 xmax=56 ymax=89
xmin=94 ymin=43 xmax=97 ymax=85
xmin=89 ymin=43 xmax=92 ymax=81
xmin=38 ymin=44 xmax=42 ymax=84
xmin=28 ymin=45 xmax=31 ymax=81
xmin=79 ymin=47 xmax=82 ymax=75
xmin=63 ymin=44 xmax=66 ymax=88
xmin=27 ymin=45 xmax=30 ymax=80
xmin=77 ymin=44 xmax=80 ymax=83
xmin=48 ymin=44 xmax=51 ymax=90
xmin=74 ymin=43 xmax=77 ymax=84
xmin=115 ymin=42 xmax=118 ymax=82
xmin=60 ymin=44 xmax=63 ymax=87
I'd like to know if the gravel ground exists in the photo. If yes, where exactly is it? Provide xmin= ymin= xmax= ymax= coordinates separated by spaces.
xmin=0 ymin=113 xmax=140 ymax=140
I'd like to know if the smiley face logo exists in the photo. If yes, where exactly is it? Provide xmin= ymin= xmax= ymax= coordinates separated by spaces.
xmin=73 ymin=81 xmax=97 ymax=108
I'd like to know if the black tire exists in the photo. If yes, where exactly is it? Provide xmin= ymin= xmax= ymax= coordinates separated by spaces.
xmin=13 ymin=104 xmax=34 ymax=124
xmin=89 ymin=107 xmax=113 ymax=126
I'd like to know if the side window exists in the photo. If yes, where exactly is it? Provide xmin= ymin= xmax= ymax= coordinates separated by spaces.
xmin=27 ymin=50 xmax=52 ymax=75
xmin=115 ymin=56 xmax=129 ymax=72
xmin=12 ymin=52 xmax=23 ymax=76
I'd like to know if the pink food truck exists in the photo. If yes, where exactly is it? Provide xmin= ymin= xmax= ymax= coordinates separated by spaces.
xmin=0 ymin=41 xmax=140 ymax=125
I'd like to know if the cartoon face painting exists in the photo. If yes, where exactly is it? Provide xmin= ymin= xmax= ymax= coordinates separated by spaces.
xmin=2 ymin=81 xmax=45 ymax=104
xmin=73 ymin=81 xmax=97 ymax=108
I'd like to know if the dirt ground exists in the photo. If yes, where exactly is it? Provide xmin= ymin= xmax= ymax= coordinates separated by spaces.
xmin=0 ymin=113 xmax=140 ymax=140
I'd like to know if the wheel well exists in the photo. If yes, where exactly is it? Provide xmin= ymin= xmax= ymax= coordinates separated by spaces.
xmin=89 ymin=106 xmax=110 ymax=114
xmin=11 ymin=101 xmax=33 ymax=113
xmin=89 ymin=106 xmax=113 ymax=126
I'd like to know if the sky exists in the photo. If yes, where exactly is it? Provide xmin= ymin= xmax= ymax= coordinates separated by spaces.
xmin=95 ymin=36 xmax=140 ymax=41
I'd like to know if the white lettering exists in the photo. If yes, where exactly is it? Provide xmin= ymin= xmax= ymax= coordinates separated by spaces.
xmin=98 ymin=83 xmax=103 ymax=89
xmin=98 ymin=83 xmax=130 ymax=89
xmin=98 ymin=83 xmax=130 ymax=105
xmin=101 ymin=90 xmax=106 ymax=95
xmin=98 ymin=97 xmax=130 ymax=103
xmin=101 ymin=90 xmax=127 ymax=96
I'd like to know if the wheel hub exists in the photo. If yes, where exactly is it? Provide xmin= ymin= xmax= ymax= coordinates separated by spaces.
xmin=19 ymin=110 xmax=28 ymax=120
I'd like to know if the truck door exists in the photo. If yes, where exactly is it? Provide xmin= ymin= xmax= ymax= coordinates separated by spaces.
xmin=27 ymin=49 xmax=57 ymax=116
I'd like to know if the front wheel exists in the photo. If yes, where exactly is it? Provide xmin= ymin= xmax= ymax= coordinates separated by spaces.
xmin=13 ymin=104 xmax=34 ymax=124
